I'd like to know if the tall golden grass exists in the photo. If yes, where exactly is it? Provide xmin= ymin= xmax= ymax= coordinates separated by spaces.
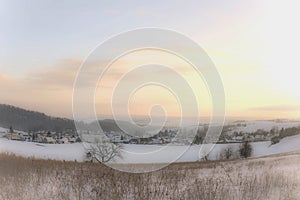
xmin=0 ymin=152 xmax=299 ymax=200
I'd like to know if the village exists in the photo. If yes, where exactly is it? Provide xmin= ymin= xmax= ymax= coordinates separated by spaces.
xmin=0 ymin=126 xmax=81 ymax=144
xmin=0 ymin=124 xmax=288 ymax=145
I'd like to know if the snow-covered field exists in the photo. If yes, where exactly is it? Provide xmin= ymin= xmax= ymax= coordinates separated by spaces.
xmin=0 ymin=138 xmax=85 ymax=161
xmin=1 ymin=120 xmax=300 ymax=163
xmin=2 ymin=134 xmax=300 ymax=163
xmin=1 ymin=146 xmax=300 ymax=200
xmin=227 ymin=120 xmax=300 ymax=134
xmin=1 ymin=121 xmax=300 ymax=199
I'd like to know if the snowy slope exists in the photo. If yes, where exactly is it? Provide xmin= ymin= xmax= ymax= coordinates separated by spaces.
xmin=252 ymin=134 xmax=300 ymax=157
xmin=0 ymin=127 xmax=8 ymax=138
xmin=0 ymin=127 xmax=8 ymax=132
xmin=226 ymin=120 xmax=300 ymax=135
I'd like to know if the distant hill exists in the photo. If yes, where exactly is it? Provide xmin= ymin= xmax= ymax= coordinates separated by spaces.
xmin=78 ymin=119 xmax=144 ymax=136
xmin=0 ymin=104 xmax=135 ymax=133
xmin=0 ymin=104 xmax=76 ymax=132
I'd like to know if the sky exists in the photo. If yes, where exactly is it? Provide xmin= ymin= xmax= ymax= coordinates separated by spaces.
xmin=1 ymin=0 xmax=300 ymax=121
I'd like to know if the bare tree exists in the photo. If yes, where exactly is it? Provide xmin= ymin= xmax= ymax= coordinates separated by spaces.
xmin=220 ymin=147 xmax=233 ymax=160
xmin=199 ymin=147 xmax=210 ymax=161
xmin=86 ymin=139 xmax=123 ymax=163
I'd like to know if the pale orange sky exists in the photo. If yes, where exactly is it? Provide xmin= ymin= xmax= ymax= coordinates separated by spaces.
xmin=1 ymin=0 xmax=300 ymax=120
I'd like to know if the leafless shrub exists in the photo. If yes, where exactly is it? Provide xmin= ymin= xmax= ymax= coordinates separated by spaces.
xmin=85 ymin=138 xmax=123 ymax=163
xmin=220 ymin=147 xmax=233 ymax=159
xmin=219 ymin=147 xmax=240 ymax=160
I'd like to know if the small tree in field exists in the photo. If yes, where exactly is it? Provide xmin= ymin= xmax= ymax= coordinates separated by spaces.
xmin=239 ymin=141 xmax=252 ymax=158
xmin=86 ymin=139 xmax=123 ymax=163
xmin=220 ymin=147 xmax=233 ymax=159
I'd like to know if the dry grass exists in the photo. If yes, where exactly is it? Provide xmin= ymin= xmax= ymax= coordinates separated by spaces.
xmin=0 ymin=152 xmax=299 ymax=200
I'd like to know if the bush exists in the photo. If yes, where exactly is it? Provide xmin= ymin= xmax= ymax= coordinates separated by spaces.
xmin=239 ymin=141 xmax=252 ymax=158
xmin=271 ymin=136 xmax=281 ymax=145
xmin=220 ymin=147 xmax=233 ymax=159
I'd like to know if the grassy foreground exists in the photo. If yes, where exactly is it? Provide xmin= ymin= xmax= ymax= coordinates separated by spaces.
xmin=0 ymin=152 xmax=299 ymax=200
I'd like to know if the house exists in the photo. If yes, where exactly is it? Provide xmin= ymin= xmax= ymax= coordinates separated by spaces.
xmin=45 ymin=137 xmax=56 ymax=144
xmin=21 ymin=133 xmax=31 ymax=141
xmin=0 ymin=128 xmax=7 ymax=136
xmin=139 ymin=137 xmax=154 ymax=144
xmin=255 ymin=135 xmax=262 ymax=140
xmin=112 ymin=135 xmax=122 ymax=143
xmin=5 ymin=133 xmax=22 ymax=141
xmin=232 ymin=136 xmax=244 ymax=142
xmin=129 ymin=138 xmax=139 ymax=144
xmin=59 ymin=137 xmax=69 ymax=144
xmin=80 ymin=134 xmax=103 ymax=143
xmin=68 ymin=137 xmax=76 ymax=143
xmin=161 ymin=137 xmax=172 ymax=144
xmin=149 ymin=138 xmax=162 ymax=144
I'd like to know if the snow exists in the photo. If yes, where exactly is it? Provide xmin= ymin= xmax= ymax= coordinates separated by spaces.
xmin=226 ymin=120 xmax=300 ymax=135
xmin=0 ymin=127 xmax=8 ymax=132
xmin=0 ymin=127 xmax=29 ymax=137
xmin=252 ymin=134 xmax=300 ymax=157
xmin=2 ymin=134 xmax=300 ymax=163
xmin=0 ymin=138 xmax=85 ymax=162
xmin=1 ymin=120 xmax=300 ymax=163
xmin=0 ymin=127 xmax=8 ymax=137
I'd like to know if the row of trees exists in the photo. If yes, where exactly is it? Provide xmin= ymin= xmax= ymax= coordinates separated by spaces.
xmin=271 ymin=126 xmax=300 ymax=145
